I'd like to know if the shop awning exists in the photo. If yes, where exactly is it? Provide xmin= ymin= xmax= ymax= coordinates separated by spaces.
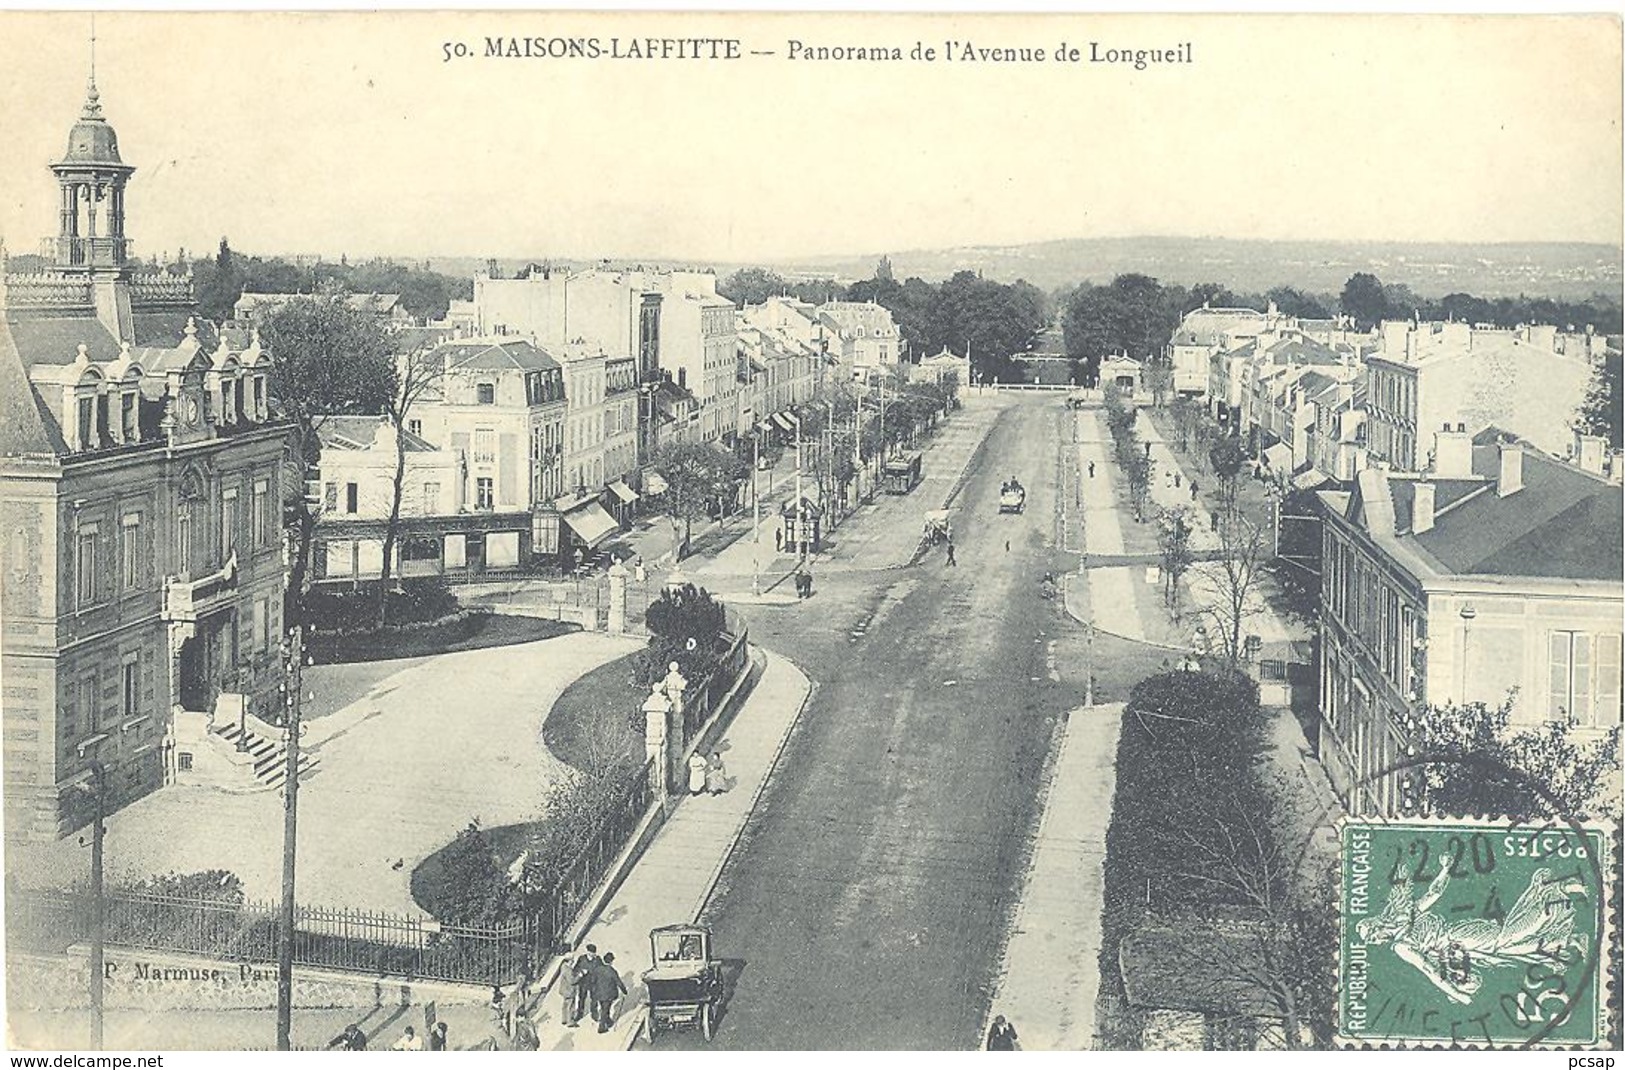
xmin=643 ymin=469 xmax=669 ymax=495
xmin=1291 ymin=468 xmax=1329 ymax=490
xmin=563 ymin=502 xmax=620 ymax=550
xmin=608 ymin=480 xmax=639 ymax=504
xmin=1263 ymin=442 xmax=1293 ymax=471
xmin=772 ymin=412 xmax=797 ymax=432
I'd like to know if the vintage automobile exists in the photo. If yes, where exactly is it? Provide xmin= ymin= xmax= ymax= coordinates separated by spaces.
xmin=642 ymin=923 xmax=724 ymax=1042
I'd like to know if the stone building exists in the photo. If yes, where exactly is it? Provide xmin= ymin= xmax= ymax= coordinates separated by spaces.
xmin=1 ymin=76 xmax=289 ymax=841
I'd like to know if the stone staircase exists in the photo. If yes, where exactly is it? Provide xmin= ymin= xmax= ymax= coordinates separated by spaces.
xmin=210 ymin=719 xmax=320 ymax=790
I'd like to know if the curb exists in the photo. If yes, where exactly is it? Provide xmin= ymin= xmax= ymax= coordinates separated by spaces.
xmin=612 ymin=650 xmax=814 ymax=1050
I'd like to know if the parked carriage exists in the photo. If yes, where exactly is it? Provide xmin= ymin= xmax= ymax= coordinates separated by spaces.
xmin=642 ymin=924 xmax=724 ymax=1042
xmin=999 ymin=477 xmax=1026 ymax=514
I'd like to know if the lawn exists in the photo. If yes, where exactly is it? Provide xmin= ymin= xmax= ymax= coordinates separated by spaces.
xmin=540 ymin=651 xmax=647 ymax=768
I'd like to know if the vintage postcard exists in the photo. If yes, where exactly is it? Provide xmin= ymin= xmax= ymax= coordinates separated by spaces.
xmin=0 ymin=8 xmax=1620 ymax=1057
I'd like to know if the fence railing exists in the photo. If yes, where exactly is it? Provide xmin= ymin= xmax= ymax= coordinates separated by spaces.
xmin=681 ymin=623 xmax=751 ymax=748
xmin=531 ymin=758 xmax=654 ymax=947
xmin=6 ymin=888 xmax=548 ymax=987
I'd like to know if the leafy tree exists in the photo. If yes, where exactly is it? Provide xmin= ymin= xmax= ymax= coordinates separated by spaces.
xmin=718 ymin=266 xmax=791 ymax=307
xmin=1339 ymin=273 xmax=1390 ymax=330
xmin=649 ymin=441 xmax=746 ymax=559
xmin=1577 ymin=347 xmax=1622 ymax=450
xmin=874 ymin=254 xmax=895 ymax=282
xmin=1209 ymin=435 xmax=1248 ymax=517
xmin=194 ymin=237 xmax=246 ymax=324
xmin=1063 ymin=273 xmax=1185 ymax=382
xmin=261 ymin=291 xmax=397 ymax=625
xmin=119 ymin=869 xmax=245 ymax=904
xmin=1265 ymin=286 xmax=1333 ymax=320
xmin=1406 ymin=697 xmax=1622 ymax=821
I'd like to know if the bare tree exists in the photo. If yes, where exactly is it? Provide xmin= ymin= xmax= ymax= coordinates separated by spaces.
xmin=1197 ymin=511 xmax=1270 ymax=664
xmin=375 ymin=343 xmax=447 ymax=627
xmin=1156 ymin=506 xmax=1196 ymax=615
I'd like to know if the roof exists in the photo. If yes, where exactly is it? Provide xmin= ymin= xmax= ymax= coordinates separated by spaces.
xmin=56 ymin=81 xmax=130 ymax=169
xmin=1173 ymin=306 xmax=1268 ymax=347
xmin=0 ymin=315 xmax=69 ymax=456
xmin=1410 ymin=438 xmax=1623 ymax=580
xmin=1262 ymin=335 xmax=1342 ymax=367
xmin=388 ymin=325 xmax=455 ymax=355
xmin=315 ymin=415 xmax=436 ymax=453
xmin=433 ymin=338 xmax=560 ymax=373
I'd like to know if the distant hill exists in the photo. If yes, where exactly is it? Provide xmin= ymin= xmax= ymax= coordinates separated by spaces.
xmin=415 ymin=237 xmax=1622 ymax=303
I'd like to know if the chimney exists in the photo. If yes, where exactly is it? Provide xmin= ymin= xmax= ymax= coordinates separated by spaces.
xmin=1380 ymin=320 xmax=1411 ymax=360
xmin=1433 ymin=425 xmax=1474 ymax=479
xmin=1498 ymin=442 xmax=1524 ymax=497
xmin=1412 ymin=480 xmax=1436 ymax=534
xmin=1574 ymin=431 xmax=1606 ymax=475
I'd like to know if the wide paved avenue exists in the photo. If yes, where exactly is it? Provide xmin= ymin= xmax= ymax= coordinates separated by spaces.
xmin=658 ymin=397 xmax=1087 ymax=1050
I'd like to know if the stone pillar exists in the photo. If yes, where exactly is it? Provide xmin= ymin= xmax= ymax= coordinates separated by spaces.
xmin=606 ymin=561 xmax=627 ymax=635
xmin=642 ymin=684 xmax=672 ymax=799
xmin=661 ymin=662 xmax=688 ymax=788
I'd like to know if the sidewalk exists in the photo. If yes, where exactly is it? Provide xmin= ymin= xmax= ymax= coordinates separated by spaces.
xmin=984 ymin=702 xmax=1122 ymax=1051
xmin=524 ymin=649 xmax=813 ymax=1050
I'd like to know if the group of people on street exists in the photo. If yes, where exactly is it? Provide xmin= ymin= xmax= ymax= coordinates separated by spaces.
xmin=559 ymin=943 xmax=630 ymax=1035
xmin=688 ymin=750 xmax=729 ymax=795
xmin=794 ymin=567 xmax=814 ymax=599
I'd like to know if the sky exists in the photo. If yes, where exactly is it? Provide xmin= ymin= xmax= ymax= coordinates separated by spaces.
xmin=0 ymin=10 xmax=1620 ymax=266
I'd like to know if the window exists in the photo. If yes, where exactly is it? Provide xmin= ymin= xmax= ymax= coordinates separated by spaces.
xmin=222 ymin=488 xmax=239 ymax=556
xmin=84 ymin=672 xmax=101 ymax=732
xmin=123 ymin=659 xmax=140 ymax=720
xmin=473 ymin=428 xmax=496 ymax=465
xmin=120 ymin=513 xmax=141 ymax=589
xmin=345 ymin=483 xmax=359 ymax=514
xmin=324 ymin=482 xmax=338 ymax=512
xmin=477 ymin=382 xmax=496 ymax=405
xmin=121 ymin=393 xmax=137 ymax=440
xmin=252 ymin=479 xmax=269 ymax=547
xmin=252 ymin=598 xmax=267 ymax=656
xmin=253 ymin=377 xmax=266 ymax=419
xmin=423 ymin=481 xmax=440 ymax=511
xmin=1550 ymin=631 xmax=1623 ymax=728
xmin=476 ymin=477 xmax=494 ymax=510
xmin=75 ymin=525 xmax=98 ymax=606
xmin=77 ymin=396 xmax=94 ymax=449
xmin=408 ymin=418 xmax=423 ymax=436
xmin=177 ymin=509 xmax=192 ymax=578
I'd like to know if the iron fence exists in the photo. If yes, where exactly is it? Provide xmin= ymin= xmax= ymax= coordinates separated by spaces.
xmin=532 ymin=758 xmax=654 ymax=946
xmin=7 ymin=887 xmax=548 ymax=987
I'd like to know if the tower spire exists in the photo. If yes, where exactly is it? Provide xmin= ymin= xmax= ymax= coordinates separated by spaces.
xmin=83 ymin=13 xmax=102 ymax=119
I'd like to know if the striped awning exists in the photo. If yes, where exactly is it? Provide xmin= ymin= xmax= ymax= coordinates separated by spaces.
xmin=562 ymin=502 xmax=619 ymax=550
xmin=608 ymin=480 xmax=639 ymax=504
xmin=1292 ymin=468 xmax=1329 ymax=490
xmin=772 ymin=412 xmax=797 ymax=432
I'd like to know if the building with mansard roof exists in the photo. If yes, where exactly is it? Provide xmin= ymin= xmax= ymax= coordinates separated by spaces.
xmin=1 ymin=74 xmax=291 ymax=842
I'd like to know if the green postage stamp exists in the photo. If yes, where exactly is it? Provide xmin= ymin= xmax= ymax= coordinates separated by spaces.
xmin=1338 ymin=818 xmax=1611 ymax=1047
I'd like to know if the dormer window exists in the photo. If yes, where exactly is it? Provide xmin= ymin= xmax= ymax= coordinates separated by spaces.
xmin=477 ymin=383 xmax=496 ymax=405
xmin=77 ymin=396 xmax=95 ymax=450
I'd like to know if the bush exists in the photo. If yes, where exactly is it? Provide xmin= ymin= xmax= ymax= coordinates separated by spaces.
xmin=637 ymin=583 xmax=730 ymax=689
xmin=118 ymin=869 xmax=246 ymax=904
xmin=305 ymin=577 xmax=461 ymax=634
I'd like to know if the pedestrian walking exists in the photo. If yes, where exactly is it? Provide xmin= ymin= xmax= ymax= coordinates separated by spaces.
xmin=570 ymin=944 xmax=600 ymax=1026
xmin=986 ymin=1015 xmax=1019 ymax=1050
xmin=1088 ymin=461 xmax=1096 ymax=478
xmin=392 ymin=1026 xmax=424 ymax=1051
xmin=945 ymin=539 xmax=957 ymax=567
xmin=329 ymin=1024 xmax=367 ymax=1050
xmin=705 ymin=752 xmax=729 ymax=796
xmin=775 ymin=527 xmax=783 ymax=552
xmin=1005 ymin=539 xmax=1010 ymax=552
xmin=634 ymin=559 xmax=646 ymax=583
xmin=558 ymin=946 xmax=581 ymax=1025
xmin=590 ymin=953 xmax=628 ymax=1034
xmin=1173 ymin=473 xmax=1181 ymax=489
xmin=1190 ymin=480 xmax=1199 ymax=501
xmin=802 ymin=567 xmax=814 ymax=598
xmin=688 ymin=750 xmax=708 ymax=795
xmin=429 ymin=1022 xmax=449 ymax=1051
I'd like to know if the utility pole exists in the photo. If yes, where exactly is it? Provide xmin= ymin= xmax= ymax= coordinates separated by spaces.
xmin=276 ymin=625 xmax=305 ymax=1051
xmin=794 ymin=414 xmax=804 ymax=560
xmin=751 ymin=432 xmax=761 ymax=597
xmin=87 ymin=759 xmax=105 ymax=1051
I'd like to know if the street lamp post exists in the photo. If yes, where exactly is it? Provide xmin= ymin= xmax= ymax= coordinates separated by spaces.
xmin=793 ymin=413 xmax=804 ymax=560
xmin=751 ymin=432 xmax=761 ymax=597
